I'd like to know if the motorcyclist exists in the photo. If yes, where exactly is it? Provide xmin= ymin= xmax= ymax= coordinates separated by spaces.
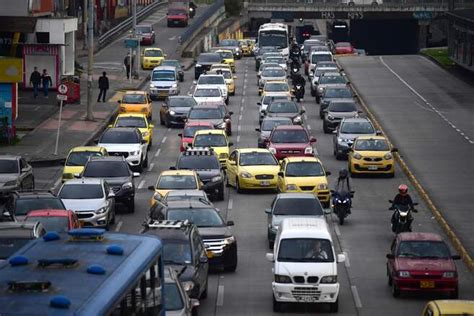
xmin=290 ymin=57 xmax=300 ymax=73
xmin=189 ymin=1 xmax=197 ymax=16
xmin=390 ymin=184 xmax=417 ymax=232
xmin=292 ymin=73 xmax=306 ymax=100
xmin=333 ymin=169 xmax=352 ymax=212
xmin=290 ymin=41 xmax=300 ymax=61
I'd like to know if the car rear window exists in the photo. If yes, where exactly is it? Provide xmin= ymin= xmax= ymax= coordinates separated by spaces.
xmin=25 ymin=216 xmax=69 ymax=233
xmin=198 ymin=54 xmax=222 ymax=63
xmin=99 ymin=129 xmax=139 ymax=144
xmin=262 ymin=69 xmax=286 ymax=77
xmin=324 ymin=88 xmax=352 ymax=99
xmin=320 ymin=75 xmax=346 ymax=85
xmin=239 ymin=152 xmax=278 ymax=166
xmin=157 ymin=175 xmax=197 ymax=190
xmin=194 ymin=88 xmax=221 ymax=97
xmin=285 ymin=162 xmax=324 ymax=177
xmin=198 ymin=76 xmax=225 ymax=85
xmin=397 ymin=241 xmax=451 ymax=259
xmin=194 ymin=134 xmax=227 ymax=147
xmin=122 ymin=94 xmax=146 ymax=104
xmin=273 ymin=198 xmax=323 ymax=216
xmin=115 ymin=117 xmax=147 ymax=128
xmin=177 ymin=155 xmax=220 ymax=169
xmin=59 ymin=184 xmax=104 ymax=199
xmin=261 ymin=119 xmax=292 ymax=131
xmin=268 ymin=102 xmax=298 ymax=113
xmin=183 ymin=125 xmax=212 ymax=138
xmin=15 ymin=198 xmax=65 ymax=216
xmin=169 ymin=97 xmax=196 ymax=108
xmin=83 ymin=161 xmax=130 ymax=177
xmin=271 ymin=130 xmax=308 ymax=143
xmin=328 ymin=102 xmax=357 ymax=112
xmin=188 ymin=108 xmax=222 ymax=119
xmin=66 ymin=151 xmax=104 ymax=167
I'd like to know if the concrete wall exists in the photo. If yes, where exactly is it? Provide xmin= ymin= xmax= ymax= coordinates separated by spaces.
xmin=0 ymin=0 xmax=29 ymax=16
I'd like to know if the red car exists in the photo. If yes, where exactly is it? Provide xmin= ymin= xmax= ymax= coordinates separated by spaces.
xmin=178 ymin=122 xmax=215 ymax=151
xmin=334 ymin=42 xmax=355 ymax=55
xmin=136 ymin=25 xmax=155 ymax=45
xmin=265 ymin=125 xmax=316 ymax=160
xmin=386 ymin=232 xmax=460 ymax=298
xmin=24 ymin=209 xmax=81 ymax=233
xmin=167 ymin=7 xmax=189 ymax=27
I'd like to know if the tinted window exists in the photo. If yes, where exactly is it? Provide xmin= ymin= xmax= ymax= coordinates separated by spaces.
xmin=59 ymin=184 xmax=104 ymax=199
xmin=164 ymin=283 xmax=184 ymax=311
xmin=157 ymin=175 xmax=197 ymax=189
xmin=99 ymin=130 xmax=139 ymax=144
xmin=25 ymin=216 xmax=69 ymax=233
xmin=115 ymin=117 xmax=147 ymax=128
xmin=122 ymin=94 xmax=146 ymax=104
xmin=167 ymin=208 xmax=224 ymax=227
xmin=220 ymin=39 xmax=238 ymax=46
xmin=320 ymin=75 xmax=346 ymax=85
xmin=259 ymin=31 xmax=287 ymax=49
xmin=397 ymin=241 xmax=451 ymax=259
xmin=261 ymin=119 xmax=292 ymax=131
xmin=354 ymin=139 xmax=390 ymax=151
xmin=0 ymin=238 xmax=31 ymax=259
xmin=273 ymin=197 xmax=323 ymax=216
xmin=83 ymin=161 xmax=130 ymax=177
xmin=168 ymin=9 xmax=186 ymax=15
xmin=239 ymin=152 xmax=278 ymax=166
xmin=286 ymin=162 xmax=324 ymax=177
xmin=312 ymin=54 xmax=333 ymax=64
xmin=162 ymin=60 xmax=180 ymax=68
xmin=271 ymin=130 xmax=308 ymax=143
xmin=278 ymin=238 xmax=334 ymax=262
xmin=324 ymin=88 xmax=352 ymax=98
xmin=328 ymin=102 xmax=357 ymax=112
xmin=194 ymin=88 xmax=221 ymax=97
xmin=194 ymin=134 xmax=227 ymax=147
xmin=152 ymin=70 xmax=175 ymax=81
xmin=183 ymin=125 xmax=212 ymax=138
xmin=198 ymin=76 xmax=225 ymax=85
xmin=66 ymin=151 xmax=103 ymax=167
xmin=178 ymin=155 xmax=220 ymax=169
xmin=15 ymin=198 xmax=65 ymax=216
xmin=262 ymin=69 xmax=286 ymax=77
xmin=136 ymin=26 xmax=152 ymax=33
xmin=198 ymin=54 xmax=222 ymax=63
xmin=0 ymin=160 xmax=18 ymax=173
xmin=340 ymin=121 xmax=374 ymax=134
xmin=265 ymin=83 xmax=288 ymax=92
xmin=163 ymin=241 xmax=192 ymax=264
xmin=218 ymin=51 xmax=233 ymax=59
xmin=144 ymin=50 xmax=163 ymax=57
xmin=262 ymin=96 xmax=288 ymax=105
xmin=268 ymin=102 xmax=298 ymax=113
xmin=266 ymin=57 xmax=285 ymax=64
xmin=188 ymin=109 xmax=222 ymax=119
xmin=169 ymin=97 xmax=196 ymax=108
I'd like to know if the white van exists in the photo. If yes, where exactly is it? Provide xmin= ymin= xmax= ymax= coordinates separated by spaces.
xmin=308 ymin=51 xmax=334 ymax=78
xmin=266 ymin=218 xmax=345 ymax=313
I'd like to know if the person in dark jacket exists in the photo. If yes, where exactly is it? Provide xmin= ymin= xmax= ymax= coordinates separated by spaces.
xmin=390 ymin=184 xmax=417 ymax=231
xmin=29 ymin=67 xmax=41 ymax=98
xmin=124 ymin=53 xmax=135 ymax=79
xmin=97 ymin=72 xmax=109 ymax=102
xmin=41 ymin=69 xmax=53 ymax=98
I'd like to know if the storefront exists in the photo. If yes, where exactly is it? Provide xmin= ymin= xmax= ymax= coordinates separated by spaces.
xmin=22 ymin=44 xmax=60 ymax=89
xmin=447 ymin=9 xmax=474 ymax=72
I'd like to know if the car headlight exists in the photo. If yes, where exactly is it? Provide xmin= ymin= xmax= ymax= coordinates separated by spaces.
xmin=304 ymin=147 xmax=313 ymax=154
xmin=211 ymin=175 xmax=222 ymax=183
xmin=353 ymin=153 xmax=362 ymax=160
xmin=215 ymin=122 xmax=226 ymax=129
xmin=240 ymin=172 xmax=252 ymax=179
xmin=318 ymin=87 xmax=324 ymax=92
xmin=293 ymin=116 xmax=302 ymax=123
xmin=149 ymin=83 xmax=156 ymax=88
xmin=443 ymin=271 xmax=457 ymax=278
xmin=274 ymin=274 xmax=292 ymax=283
xmin=169 ymin=110 xmax=176 ymax=115
xmin=122 ymin=182 xmax=133 ymax=190
xmin=142 ymin=131 xmax=149 ymax=137
xmin=268 ymin=147 xmax=276 ymax=154
xmin=327 ymin=114 xmax=334 ymax=120
xmin=384 ymin=153 xmax=393 ymax=160
xmin=320 ymin=275 xmax=338 ymax=283
xmin=130 ymin=150 xmax=140 ymax=156
xmin=4 ymin=180 xmax=18 ymax=187
xmin=95 ymin=207 xmax=107 ymax=214
xmin=195 ymin=64 xmax=202 ymax=67
xmin=338 ymin=138 xmax=348 ymax=143
xmin=171 ymin=83 xmax=178 ymax=88
xmin=398 ymin=271 xmax=411 ymax=278
xmin=223 ymin=236 xmax=236 ymax=245
xmin=182 ymin=281 xmax=195 ymax=292
xmin=286 ymin=184 xmax=297 ymax=190
xmin=318 ymin=183 xmax=328 ymax=190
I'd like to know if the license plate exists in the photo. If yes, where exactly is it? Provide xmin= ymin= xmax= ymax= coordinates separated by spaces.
xmin=174 ymin=21 xmax=179 ymax=24
xmin=296 ymin=296 xmax=318 ymax=303
xmin=368 ymin=166 xmax=378 ymax=170
xmin=159 ymin=92 xmax=168 ymax=96
xmin=420 ymin=280 xmax=435 ymax=288
xmin=260 ymin=181 xmax=270 ymax=186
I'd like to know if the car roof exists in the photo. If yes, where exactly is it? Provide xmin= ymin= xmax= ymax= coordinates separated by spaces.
xmin=160 ymin=170 xmax=197 ymax=176
xmin=273 ymin=125 xmax=305 ymax=131
xmin=262 ymin=116 xmax=292 ymax=122
xmin=143 ymin=47 xmax=162 ymax=51
xmin=199 ymin=74 xmax=225 ymax=78
xmin=280 ymin=218 xmax=331 ymax=239
xmin=322 ymin=72 xmax=342 ymax=76
xmin=341 ymin=117 xmax=371 ymax=124
xmin=397 ymin=232 xmax=444 ymax=242
xmin=194 ymin=129 xmax=226 ymax=136
xmin=355 ymin=135 xmax=387 ymax=141
xmin=69 ymin=146 xmax=105 ymax=153
xmin=116 ymin=113 xmax=147 ymax=119
xmin=152 ymin=66 xmax=176 ymax=71
xmin=0 ymin=155 xmax=20 ymax=160
xmin=25 ymin=209 xmax=71 ymax=217
xmin=123 ymin=90 xmax=147 ymax=95
xmin=426 ymin=300 xmax=474 ymax=313
xmin=61 ymin=178 xmax=103 ymax=185
xmin=283 ymin=156 xmax=321 ymax=163
xmin=237 ymin=148 xmax=272 ymax=154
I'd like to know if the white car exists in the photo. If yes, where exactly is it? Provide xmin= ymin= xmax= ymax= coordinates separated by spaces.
xmin=265 ymin=56 xmax=287 ymax=72
xmin=149 ymin=66 xmax=180 ymax=100
xmin=310 ymin=66 xmax=339 ymax=96
xmin=97 ymin=127 xmax=148 ymax=172
xmin=194 ymin=74 xmax=229 ymax=104
xmin=308 ymin=51 xmax=334 ymax=77
xmin=192 ymin=87 xmax=225 ymax=104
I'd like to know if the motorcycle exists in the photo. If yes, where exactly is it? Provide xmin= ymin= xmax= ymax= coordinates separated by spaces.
xmin=294 ymin=84 xmax=304 ymax=102
xmin=290 ymin=66 xmax=300 ymax=81
xmin=331 ymin=190 xmax=354 ymax=225
xmin=289 ymin=48 xmax=300 ymax=62
xmin=189 ymin=7 xmax=195 ymax=18
xmin=388 ymin=200 xmax=418 ymax=234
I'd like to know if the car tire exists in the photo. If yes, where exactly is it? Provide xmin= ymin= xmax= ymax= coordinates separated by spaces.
xmin=179 ymin=75 xmax=184 ymax=82
xmin=323 ymin=123 xmax=330 ymax=134
xmin=225 ymin=97 xmax=229 ymax=105
xmin=387 ymin=269 xmax=393 ymax=286
xmin=110 ymin=208 xmax=116 ymax=225
xmin=236 ymin=177 xmax=243 ymax=193
xmin=268 ymin=240 xmax=274 ymax=249
xmin=230 ymin=90 xmax=235 ymax=96
xmin=217 ymin=185 xmax=225 ymax=201
xmin=225 ymin=173 xmax=231 ymax=187
xmin=165 ymin=118 xmax=171 ymax=128
xmin=200 ymin=283 xmax=208 ymax=299
xmin=329 ymin=299 xmax=339 ymax=313
xmin=310 ymin=88 xmax=315 ymax=97
xmin=148 ymin=138 xmax=152 ymax=149
xmin=273 ymin=296 xmax=282 ymax=312
xmin=127 ymin=198 xmax=135 ymax=213
xmin=392 ymin=282 xmax=400 ymax=297
xmin=159 ymin=114 xmax=165 ymax=126
xmin=224 ymin=247 xmax=238 ymax=272
xmin=450 ymin=287 xmax=459 ymax=299
xmin=143 ymin=153 xmax=148 ymax=168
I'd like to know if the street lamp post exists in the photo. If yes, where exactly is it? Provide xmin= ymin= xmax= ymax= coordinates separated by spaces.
xmin=86 ymin=0 xmax=94 ymax=121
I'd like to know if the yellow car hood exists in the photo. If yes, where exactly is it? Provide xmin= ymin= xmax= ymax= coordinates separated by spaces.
xmin=356 ymin=150 xmax=388 ymax=158
xmin=223 ymin=58 xmax=234 ymax=65
xmin=63 ymin=166 xmax=84 ymax=177
xmin=284 ymin=176 xmax=328 ymax=186
xmin=143 ymin=56 xmax=164 ymax=62
xmin=211 ymin=146 xmax=230 ymax=157
xmin=240 ymin=165 xmax=280 ymax=175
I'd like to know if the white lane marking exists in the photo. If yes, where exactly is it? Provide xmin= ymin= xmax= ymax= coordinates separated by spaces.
xmin=168 ymin=36 xmax=176 ymax=41
xmin=138 ymin=179 xmax=146 ymax=189
xmin=302 ymin=105 xmax=306 ymax=111
xmin=334 ymin=224 xmax=341 ymax=237
xmin=343 ymin=251 xmax=350 ymax=268
xmin=351 ymin=285 xmax=363 ymax=308
xmin=148 ymin=163 xmax=155 ymax=171
xmin=303 ymin=114 xmax=308 ymax=120
xmin=239 ymin=115 xmax=242 ymax=121
xmin=238 ymin=125 xmax=241 ymax=132
xmin=216 ymin=285 xmax=225 ymax=306
xmin=307 ymin=125 xmax=312 ymax=130
xmin=155 ymin=148 xmax=161 ymax=157
xmin=167 ymin=128 xmax=171 ymax=132
xmin=161 ymin=136 xmax=167 ymax=143
xmin=240 ymin=106 xmax=243 ymax=112
xmin=52 ymin=177 xmax=62 ymax=191
xmin=237 ymin=135 xmax=240 ymax=143
xmin=241 ymin=98 xmax=245 ymax=104
xmin=227 ymin=198 xmax=233 ymax=210
xmin=243 ymin=90 xmax=246 ymax=96
xmin=380 ymin=56 xmax=473 ymax=145
xmin=115 ymin=221 xmax=123 ymax=232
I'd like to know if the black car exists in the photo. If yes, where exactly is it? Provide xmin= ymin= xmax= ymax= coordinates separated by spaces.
xmin=319 ymin=86 xmax=353 ymax=119
xmin=81 ymin=156 xmax=139 ymax=213
xmin=1 ymin=191 xmax=66 ymax=222
xmin=150 ymin=200 xmax=237 ymax=272
xmin=160 ymin=96 xmax=197 ymax=127
xmin=264 ymin=100 xmax=305 ymax=125
xmin=141 ymin=220 xmax=209 ymax=299
xmin=174 ymin=148 xmax=225 ymax=201
xmin=322 ymin=100 xmax=359 ymax=134
xmin=255 ymin=46 xmax=279 ymax=70
xmin=194 ymin=53 xmax=223 ymax=80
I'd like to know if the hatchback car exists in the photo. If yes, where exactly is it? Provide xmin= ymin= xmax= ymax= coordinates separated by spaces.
xmin=141 ymin=47 xmax=166 ymax=70
xmin=319 ymin=86 xmax=354 ymax=118
xmin=192 ymin=129 xmax=232 ymax=164
xmin=0 ymin=155 xmax=34 ymax=198
xmin=333 ymin=118 xmax=377 ymax=159
xmin=24 ymin=209 xmax=81 ymax=233
xmin=148 ymin=170 xmax=203 ymax=207
xmin=348 ymin=136 xmax=397 ymax=177
xmin=266 ymin=125 xmax=316 ymax=160
xmin=110 ymin=114 xmax=153 ymax=149
xmin=263 ymin=100 xmax=304 ymax=125
xmin=386 ymin=232 xmax=460 ymax=298
xmin=186 ymin=105 xmax=232 ymax=136
xmin=149 ymin=66 xmax=180 ymax=100
xmin=135 ymin=24 xmax=155 ymax=45
xmin=322 ymin=100 xmax=359 ymax=133
xmin=334 ymin=42 xmax=355 ymax=54
xmin=62 ymin=146 xmax=108 ymax=182
xmin=2 ymin=191 xmax=66 ymax=222
xmin=315 ymin=72 xmax=348 ymax=103
xmin=195 ymin=53 xmax=223 ymax=79
xmin=256 ymin=117 xmax=293 ymax=148
xmin=179 ymin=122 xmax=215 ymax=152
xmin=118 ymin=90 xmax=153 ymax=120
xmin=257 ymin=95 xmax=291 ymax=124
xmin=160 ymin=96 xmax=197 ymax=127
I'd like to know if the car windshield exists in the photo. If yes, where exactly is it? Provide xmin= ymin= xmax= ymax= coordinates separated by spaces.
xmin=397 ymin=241 xmax=451 ymax=259
xmin=152 ymin=70 xmax=175 ymax=81
xmin=354 ymin=139 xmax=390 ymax=151
xmin=198 ymin=76 xmax=225 ymax=85
xmin=163 ymin=241 xmax=192 ymax=265
xmin=99 ymin=130 xmax=139 ymax=144
xmin=115 ymin=117 xmax=147 ymax=128
xmin=273 ymin=197 xmax=323 ymax=216
xmin=312 ymin=54 xmax=333 ymax=64
xmin=169 ymin=97 xmax=196 ymax=108
xmin=286 ymin=162 xmax=325 ymax=177
xmin=271 ymin=130 xmax=308 ymax=143
xmin=324 ymin=88 xmax=352 ymax=98
xmin=261 ymin=119 xmax=292 ymax=131
xmin=278 ymin=238 xmax=334 ymax=263
xmin=219 ymin=71 xmax=232 ymax=79
xmin=167 ymin=208 xmax=224 ymax=227
xmin=218 ymin=51 xmax=233 ymax=59
xmin=164 ymin=283 xmax=184 ymax=311
xmin=262 ymin=96 xmax=288 ymax=105
xmin=83 ymin=161 xmax=130 ymax=177
xmin=66 ymin=151 xmax=104 ymax=166
xmin=194 ymin=134 xmax=227 ymax=147
xmin=194 ymin=89 xmax=221 ymax=97
xmin=265 ymin=83 xmax=288 ymax=92
xmin=183 ymin=125 xmax=212 ymax=138
xmin=266 ymin=57 xmax=284 ymax=64
xmin=262 ymin=69 xmax=286 ymax=77
xmin=328 ymin=102 xmax=357 ymax=112
xmin=59 ymin=184 xmax=104 ymax=199
xmin=136 ymin=26 xmax=152 ymax=33
xmin=0 ymin=238 xmax=32 ymax=259
xmin=188 ymin=109 xmax=222 ymax=119
xmin=15 ymin=198 xmax=65 ymax=216
xmin=25 ymin=216 xmax=69 ymax=233
xmin=198 ymin=54 xmax=222 ymax=63
xmin=144 ymin=49 xmax=163 ymax=57
xmin=220 ymin=39 xmax=238 ymax=47
xmin=157 ymin=175 xmax=197 ymax=189
xmin=259 ymin=31 xmax=288 ymax=49
xmin=162 ymin=60 xmax=180 ymax=68
xmin=239 ymin=152 xmax=278 ymax=166
xmin=340 ymin=121 xmax=375 ymax=134
xmin=320 ymin=75 xmax=346 ymax=85
xmin=122 ymin=94 xmax=146 ymax=104
xmin=178 ymin=155 xmax=220 ymax=169
xmin=260 ymin=63 xmax=280 ymax=71
xmin=0 ymin=160 xmax=19 ymax=173
xmin=268 ymin=102 xmax=298 ymax=113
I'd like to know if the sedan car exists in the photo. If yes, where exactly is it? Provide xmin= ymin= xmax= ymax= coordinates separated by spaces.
xmin=161 ymin=59 xmax=184 ymax=82
xmin=160 ymin=95 xmax=197 ymax=127
xmin=136 ymin=24 xmax=155 ymax=45
xmin=226 ymin=148 xmax=280 ymax=192
xmin=322 ymin=100 xmax=359 ymax=133
xmin=266 ymin=125 xmax=317 ymax=160
xmin=195 ymin=53 xmax=223 ymax=79
xmin=2 ymin=191 xmax=66 ymax=222
xmin=256 ymin=117 xmax=293 ymax=148
xmin=148 ymin=170 xmax=203 ymax=207
xmin=62 ymin=146 xmax=108 ymax=182
xmin=0 ymin=155 xmax=34 ymax=198
xmin=141 ymin=48 xmax=166 ymax=70
xmin=263 ymin=100 xmax=304 ymax=125
xmin=348 ymin=136 xmax=397 ymax=177
xmin=25 ymin=209 xmax=81 ymax=232
xmin=257 ymin=95 xmax=291 ymax=123
xmin=110 ymin=114 xmax=153 ymax=149
xmin=193 ymin=87 xmax=225 ymax=104
xmin=186 ymin=105 xmax=232 ymax=136
xmin=58 ymin=178 xmax=116 ymax=229
xmin=118 ymin=90 xmax=153 ymax=120
xmin=333 ymin=118 xmax=377 ymax=159
xmin=386 ymin=232 xmax=460 ymax=298
xmin=192 ymin=129 xmax=232 ymax=165
xmin=334 ymin=42 xmax=355 ymax=55
xmin=179 ymin=122 xmax=215 ymax=152
xmin=315 ymin=72 xmax=348 ymax=103
xmin=258 ymin=67 xmax=287 ymax=94
xmin=207 ymin=68 xmax=236 ymax=96
xmin=319 ymin=86 xmax=354 ymax=119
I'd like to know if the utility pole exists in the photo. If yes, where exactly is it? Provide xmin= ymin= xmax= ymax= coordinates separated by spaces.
xmin=83 ymin=0 xmax=87 ymax=50
xmin=86 ymin=0 xmax=94 ymax=121
xmin=133 ymin=0 xmax=140 ymax=80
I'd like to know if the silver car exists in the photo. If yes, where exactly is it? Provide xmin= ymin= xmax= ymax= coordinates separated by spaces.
xmin=258 ymin=67 xmax=287 ymax=93
xmin=0 ymin=155 xmax=34 ymax=199
xmin=165 ymin=266 xmax=200 ymax=316
xmin=315 ymin=72 xmax=348 ymax=103
xmin=257 ymin=95 xmax=291 ymax=123
xmin=58 ymin=178 xmax=116 ymax=229
xmin=333 ymin=117 xmax=378 ymax=159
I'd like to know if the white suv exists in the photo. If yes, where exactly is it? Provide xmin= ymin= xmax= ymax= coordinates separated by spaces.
xmin=266 ymin=217 xmax=345 ymax=313
xmin=194 ymin=74 xmax=229 ymax=104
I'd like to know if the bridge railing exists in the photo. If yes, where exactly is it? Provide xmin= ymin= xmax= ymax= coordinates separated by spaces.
xmin=246 ymin=0 xmax=451 ymax=7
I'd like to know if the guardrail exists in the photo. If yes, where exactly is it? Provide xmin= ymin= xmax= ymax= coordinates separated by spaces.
xmin=98 ymin=0 xmax=167 ymax=48
xmin=179 ymin=0 xmax=225 ymax=45
xmin=246 ymin=0 xmax=473 ymax=8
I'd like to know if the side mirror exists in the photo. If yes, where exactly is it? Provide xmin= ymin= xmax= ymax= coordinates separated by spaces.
xmin=257 ymin=102 xmax=262 ymax=106
xmin=266 ymin=253 xmax=274 ymax=262
xmin=108 ymin=124 xmax=113 ymax=128
xmin=228 ymin=142 xmax=233 ymax=147
xmin=73 ymin=173 xmax=81 ymax=178
xmin=310 ymin=136 xmax=317 ymax=143
xmin=278 ymin=171 xmax=284 ymax=177
xmin=326 ymin=171 xmax=331 ymax=176
xmin=337 ymin=253 xmax=346 ymax=263
xmin=169 ymin=166 xmax=177 ymax=170
xmin=178 ymin=133 xmax=183 ymax=137
xmin=391 ymin=148 xmax=398 ymax=153
xmin=452 ymin=255 xmax=461 ymax=260
xmin=300 ymin=110 xmax=305 ymax=114
xmin=255 ymin=128 xmax=261 ymax=132
xmin=133 ymin=172 xmax=140 ymax=177
xmin=3 ymin=211 xmax=11 ymax=218
xmin=229 ymin=111 xmax=234 ymax=115
xmin=386 ymin=254 xmax=395 ymax=259
xmin=199 ymin=256 xmax=208 ymax=263
xmin=192 ymin=80 xmax=197 ymax=85
xmin=149 ymin=124 xmax=154 ymax=128
xmin=108 ymin=192 xmax=115 ymax=198
xmin=227 ymin=220 xmax=234 ymax=226
xmin=265 ymin=208 xmax=271 ymax=214
xmin=191 ymin=298 xmax=200 ymax=308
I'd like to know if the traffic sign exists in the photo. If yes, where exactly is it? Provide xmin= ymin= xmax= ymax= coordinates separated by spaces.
xmin=57 ymin=94 xmax=68 ymax=101
xmin=125 ymin=38 xmax=139 ymax=49
xmin=58 ymin=84 xmax=68 ymax=95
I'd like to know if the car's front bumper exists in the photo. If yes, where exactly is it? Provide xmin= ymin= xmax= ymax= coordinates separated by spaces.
xmin=350 ymin=159 xmax=395 ymax=174
xmin=239 ymin=177 xmax=278 ymax=189
xmin=125 ymin=153 xmax=142 ymax=167
xmin=75 ymin=209 xmax=111 ymax=227
xmin=272 ymin=283 xmax=340 ymax=303
xmin=150 ymin=88 xmax=179 ymax=99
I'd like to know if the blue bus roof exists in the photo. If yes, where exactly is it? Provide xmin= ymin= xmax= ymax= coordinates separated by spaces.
xmin=0 ymin=231 xmax=162 ymax=316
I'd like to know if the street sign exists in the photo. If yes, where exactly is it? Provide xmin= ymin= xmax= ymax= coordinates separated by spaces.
xmin=58 ymin=84 xmax=68 ymax=95
xmin=125 ymin=38 xmax=139 ymax=49
xmin=57 ymin=94 xmax=68 ymax=101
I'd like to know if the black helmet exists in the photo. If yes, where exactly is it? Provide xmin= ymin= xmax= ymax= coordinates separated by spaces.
xmin=339 ymin=169 xmax=348 ymax=179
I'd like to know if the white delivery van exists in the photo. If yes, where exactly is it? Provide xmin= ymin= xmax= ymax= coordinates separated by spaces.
xmin=266 ymin=217 xmax=345 ymax=313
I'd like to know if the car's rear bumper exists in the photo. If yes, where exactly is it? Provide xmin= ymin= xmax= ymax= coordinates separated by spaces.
xmin=394 ymin=278 xmax=458 ymax=293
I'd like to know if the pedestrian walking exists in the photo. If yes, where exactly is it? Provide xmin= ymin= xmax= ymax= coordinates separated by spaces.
xmin=41 ymin=69 xmax=53 ymax=98
xmin=124 ymin=53 xmax=133 ymax=79
xmin=97 ymin=71 xmax=109 ymax=102
xmin=29 ymin=67 xmax=41 ymax=98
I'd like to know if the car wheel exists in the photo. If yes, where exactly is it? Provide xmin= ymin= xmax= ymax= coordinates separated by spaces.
xmin=329 ymin=299 xmax=339 ymax=313
xmin=236 ymin=177 xmax=243 ymax=193
xmin=143 ymin=153 xmax=148 ymax=168
xmin=165 ymin=118 xmax=171 ymax=128
xmin=273 ymin=296 xmax=282 ymax=312
xmin=217 ymin=185 xmax=225 ymax=201
xmin=148 ymin=138 xmax=152 ymax=149
xmin=200 ymin=283 xmax=208 ymax=299
xmin=225 ymin=173 xmax=231 ymax=187
xmin=268 ymin=240 xmax=274 ymax=249
xmin=110 ymin=208 xmax=116 ymax=225
xmin=392 ymin=281 xmax=400 ymax=297
xmin=127 ymin=198 xmax=135 ymax=213
xmin=323 ymin=123 xmax=330 ymax=134
xmin=310 ymin=88 xmax=315 ymax=97
xmin=159 ymin=114 xmax=165 ymax=126
xmin=450 ymin=287 xmax=459 ymax=299
xmin=224 ymin=247 xmax=238 ymax=272
xmin=387 ymin=269 xmax=393 ymax=286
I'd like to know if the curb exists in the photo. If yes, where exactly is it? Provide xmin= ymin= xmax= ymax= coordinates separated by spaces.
xmin=339 ymin=59 xmax=474 ymax=271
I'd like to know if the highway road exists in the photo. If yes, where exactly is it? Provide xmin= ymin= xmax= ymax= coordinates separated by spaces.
xmin=30 ymin=9 xmax=474 ymax=315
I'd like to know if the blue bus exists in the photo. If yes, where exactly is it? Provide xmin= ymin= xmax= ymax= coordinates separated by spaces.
xmin=0 ymin=229 xmax=165 ymax=316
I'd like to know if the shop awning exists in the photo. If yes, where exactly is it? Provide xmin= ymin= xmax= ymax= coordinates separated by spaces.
xmin=0 ymin=17 xmax=37 ymax=33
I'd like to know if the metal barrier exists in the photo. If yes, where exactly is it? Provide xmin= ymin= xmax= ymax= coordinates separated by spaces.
xmin=246 ymin=0 xmax=473 ymax=8
xmin=98 ymin=0 xmax=167 ymax=48
xmin=179 ymin=0 xmax=225 ymax=45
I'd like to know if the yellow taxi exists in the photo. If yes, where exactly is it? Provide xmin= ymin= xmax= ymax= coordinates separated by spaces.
xmin=277 ymin=156 xmax=331 ymax=207
xmin=262 ymin=80 xmax=292 ymax=98
xmin=192 ymin=129 xmax=232 ymax=165
xmin=208 ymin=68 xmax=236 ymax=96
xmin=148 ymin=170 xmax=202 ymax=207
xmin=109 ymin=113 xmax=154 ymax=148
xmin=141 ymin=48 xmax=166 ymax=70
xmin=118 ymin=90 xmax=153 ymax=120
xmin=215 ymin=49 xmax=235 ymax=72
xmin=348 ymin=136 xmax=397 ymax=177
xmin=210 ymin=63 xmax=233 ymax=74
xmin=225 ymin=148 xmax=280 ymax=192
xmin=62 ymin=146 xmax=108 ymax=182
xmin=421 ymin=300 xmax=474 ymax=316
xmin=238 ymin=39 xmax=252 ymax=56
